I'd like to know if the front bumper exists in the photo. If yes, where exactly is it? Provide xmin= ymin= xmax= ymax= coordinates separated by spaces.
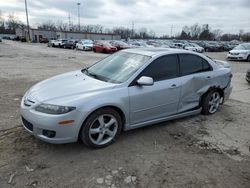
xmin=20 ymin=100 xmax=82 ymax=144
xmin=227 ymin=53 xmax=248 ymax=60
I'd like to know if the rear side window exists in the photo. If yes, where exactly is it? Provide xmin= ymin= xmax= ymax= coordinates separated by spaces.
xmin=140 ymin=55 xmax=178 ymax=81
xmin=179 ymin=54 xmax=212 ymax=76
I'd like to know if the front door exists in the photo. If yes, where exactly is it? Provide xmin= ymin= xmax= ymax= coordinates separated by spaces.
xmin=128 ymin=54 xmax=181 ymax=125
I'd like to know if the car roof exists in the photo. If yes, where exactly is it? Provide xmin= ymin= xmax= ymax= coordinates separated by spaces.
xmin=122 ymin=48 xmax=192 ymax=57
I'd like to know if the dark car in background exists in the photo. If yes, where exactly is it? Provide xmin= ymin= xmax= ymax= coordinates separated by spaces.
xmin=62 ymin=40 xmax=78 ymax=49
xmin=39 ymin=38 xmax=49 ymax=43
xmin=93 ymin=40 xmax=117 ymax=53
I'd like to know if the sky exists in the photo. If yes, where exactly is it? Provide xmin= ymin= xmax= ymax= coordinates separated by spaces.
xmin=0 ymin=0 xmax=250 ymax=36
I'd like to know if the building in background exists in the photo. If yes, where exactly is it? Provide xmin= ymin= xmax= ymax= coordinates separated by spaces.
xmin=16 ymin=28 xmax=121 ymax=42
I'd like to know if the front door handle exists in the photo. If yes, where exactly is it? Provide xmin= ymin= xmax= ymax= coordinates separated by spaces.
xmin=170 ymin=84 xmax=177 ymax=88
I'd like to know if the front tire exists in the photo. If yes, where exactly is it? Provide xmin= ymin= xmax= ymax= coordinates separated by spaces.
xmin=80 ymin=108 xmax=122 ymax=148
xmin=201 ymin=90 xmax=221 ymax=115
xmin=247 ymin=55 xmax=250 ymax=62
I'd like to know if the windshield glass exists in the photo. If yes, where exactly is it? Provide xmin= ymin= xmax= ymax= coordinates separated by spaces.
xmin=100 ymin=41 xmax=112 ymax=47
xmin=234 ymin=44 xmax=250 ymax=50
xmin=87 ymin=52 xmax=150 ymax=83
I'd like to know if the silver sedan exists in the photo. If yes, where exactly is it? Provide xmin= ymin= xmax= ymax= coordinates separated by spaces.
xmin=20 ymin=48 xmax=232 ymax=148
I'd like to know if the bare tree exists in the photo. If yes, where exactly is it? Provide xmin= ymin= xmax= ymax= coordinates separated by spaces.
xmin=56 ymin=20 xmax=68 ymax=31
xmin=6 ymin=14 xmax=22 ymax=31
xmin=38 ymin=20 xmax=57 ymax=31
xmin=213 ymin=29 xmax=223 ymax=40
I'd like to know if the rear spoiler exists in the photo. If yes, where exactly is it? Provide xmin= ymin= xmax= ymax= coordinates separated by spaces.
xmin=214 ymin=59 xmax=230 ymax=68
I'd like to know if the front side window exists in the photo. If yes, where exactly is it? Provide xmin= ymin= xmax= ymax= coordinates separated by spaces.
xmin=179 ymin=54 xmax=211 ymax=76
xmin=139 ymin=55 xmax=179 ymax=81
xmin=86 ymin=52 xmax=150 ymax=83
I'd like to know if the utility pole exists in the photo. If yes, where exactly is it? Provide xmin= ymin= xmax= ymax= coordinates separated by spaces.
xmin=170 ymin=24 xmax=173 ymax=38
xmin=25 ymin=0 xmax=30 ymax=41
xmin=131 ymin=21 xmax=134 ymax=39
xmin=77 ymin=2 xmax=81 ymax=32
xmin=68 ymin=12 xmax=71 ymax=31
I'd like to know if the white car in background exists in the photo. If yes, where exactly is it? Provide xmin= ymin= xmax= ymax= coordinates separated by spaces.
xmin=184 ymin=43 xmax=204 ymax=53
xmin=53 ymin=39 xmax=68 ymax=47
xmin=227 ymin=43 xmax=250 ymax=61
xmin=76 ymin=40 xmax=93 ymax=51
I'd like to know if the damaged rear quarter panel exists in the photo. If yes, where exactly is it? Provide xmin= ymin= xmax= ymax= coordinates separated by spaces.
xmin=178 ymin=66 xmax=231 ymax=113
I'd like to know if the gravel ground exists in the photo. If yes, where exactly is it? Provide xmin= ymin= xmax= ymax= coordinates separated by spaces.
xmin=0 ymin=40 xmax=250 ymax=188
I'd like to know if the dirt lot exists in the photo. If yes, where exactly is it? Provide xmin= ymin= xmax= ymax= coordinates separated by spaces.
xmin=0 ymin=40 xmax=250 ymax=188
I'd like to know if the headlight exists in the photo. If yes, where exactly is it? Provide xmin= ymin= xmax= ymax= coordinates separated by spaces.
xmin=240 ymin=52 xmax=247 ymax=55
xmin=35 ymin=103 xmax=76 ymax=114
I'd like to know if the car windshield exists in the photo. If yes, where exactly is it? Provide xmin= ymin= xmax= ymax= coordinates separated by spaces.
xmin=100 ymin=41 xmax=112 ymax=47
xmin=234 ymin=44 xmax=250 ymax=50
xmin=115 ymin=41 xmax=128 ymax=46
xmin=86 ymin=52 xmax=150 ymax=83
xmin=83 ymin=40 xmax=93 ymax=44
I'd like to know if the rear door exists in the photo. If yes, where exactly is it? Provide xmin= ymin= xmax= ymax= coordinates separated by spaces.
xmin=178 ymin=54 xmax=213 ymax=112
xmin=129 ymin=54 xmax=181 ymax=125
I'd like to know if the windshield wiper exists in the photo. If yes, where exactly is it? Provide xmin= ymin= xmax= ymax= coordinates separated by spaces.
xmin=82 ymin=68 xmax=107 ymax=82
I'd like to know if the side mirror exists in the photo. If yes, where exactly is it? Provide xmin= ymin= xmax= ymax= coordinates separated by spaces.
xmin=137 ymin=76 xmax=154 ymax=86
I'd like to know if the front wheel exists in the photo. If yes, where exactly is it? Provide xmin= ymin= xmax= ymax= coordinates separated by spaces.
xmin=247 ymin=55 xmax=250 ymax=62
xmin=201 ymin=90 xmax=221 ymax=115
xmin=80 ymin=108 xmax=122 ymax=148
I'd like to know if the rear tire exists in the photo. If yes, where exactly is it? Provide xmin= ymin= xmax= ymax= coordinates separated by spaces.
xmin=201 ymin=90 xmax=221 ymax=115
xmin=80 ymin=108 xmax=122 ymax=148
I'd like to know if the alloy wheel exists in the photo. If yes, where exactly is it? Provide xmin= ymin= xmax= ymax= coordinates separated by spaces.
xmin=208 ymin=92 xmax=220 ymax=114
xmin=89 ymin=114 xmax=118 ymax=146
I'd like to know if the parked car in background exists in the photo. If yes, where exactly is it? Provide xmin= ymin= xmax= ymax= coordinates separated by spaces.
xmin=184 ymin=43 xmax=204 ymax=53
xmin=48 ymin=40 xmax=56 ymax=47
xmin=93 ymin=40 xmax=117 ymax=53
xmin=39 ymin=38 xmax=49 ymax=43
xmin=20 ymin=48 xmax=232 ymax=148
xmin=173 ymin=43 xmax=185 ymax=49
xmin=53 ymin=39 xmax=68 ymax=47
xmin=110 ymin=40 xmax=131 ymax=50
xmin=20 ymin=37 xmax=27 ymax=42
xmin=62 ymin=40 xmax=78 ymax=49
xmin=246 ymin=69 xmax=250 ymax=83
xmin=222 ymin=43 xmax=236 ymax=51
xmin=227 ymin=43 xmax=250 ymax=61
xmin=76 ymin=40 xmax=93 ymax=51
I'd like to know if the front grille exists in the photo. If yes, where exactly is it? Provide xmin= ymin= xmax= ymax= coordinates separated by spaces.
xmin=22 ymin=117 xmax=33 ymax=131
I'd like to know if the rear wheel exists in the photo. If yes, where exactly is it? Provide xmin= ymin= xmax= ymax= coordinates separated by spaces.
xmin=80 ymin=108 xmax=122 ymax=148
xmin=93 ymin=48 xmax=96 ymax=52
xmin=201 ymin=90 xmax=221 ymax=115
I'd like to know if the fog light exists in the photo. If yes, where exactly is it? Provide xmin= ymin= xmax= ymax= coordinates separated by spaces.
xmin=43 ymin=130 xmax=56 ymax=138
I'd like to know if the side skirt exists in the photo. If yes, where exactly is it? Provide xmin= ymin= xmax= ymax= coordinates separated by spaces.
xmin=124 ymin=108 xmax=202 ymax=131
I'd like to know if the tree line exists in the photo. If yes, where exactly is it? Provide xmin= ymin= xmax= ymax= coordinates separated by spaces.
xmin=1 ymin=12 xmax=250 ymax=41
xmin=173 ymin=23 xmax=250 ymax=41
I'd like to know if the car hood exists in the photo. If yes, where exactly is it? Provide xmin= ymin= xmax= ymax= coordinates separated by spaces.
xmin=27 ymin=70 xmax=117 ymax=102
xmin=83 ymin=44 xmax=93 ymax=47
xmin=230 ymin=49 xmax=250 ymax=53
